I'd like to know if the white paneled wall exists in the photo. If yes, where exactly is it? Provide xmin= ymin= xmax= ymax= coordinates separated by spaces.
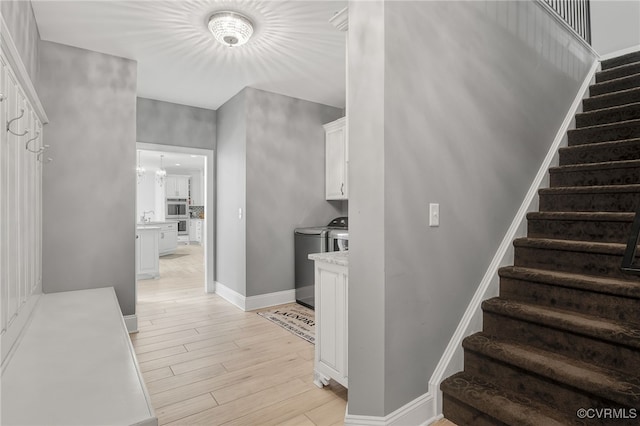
xmin=1 ymin=27 xmax=47 ymax=367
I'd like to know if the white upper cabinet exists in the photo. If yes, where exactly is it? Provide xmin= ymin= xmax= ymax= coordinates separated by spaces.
xmin=324 ymin=117 xmax=348 ymax=200
xmin=165 ymin=175 xmax=189 ymax=199
xmin=189 ymin=171 xmax=204 ymax=206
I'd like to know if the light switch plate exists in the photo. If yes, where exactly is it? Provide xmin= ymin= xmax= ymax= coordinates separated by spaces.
xmin=429 ymin=203 xmax=439 ymax=227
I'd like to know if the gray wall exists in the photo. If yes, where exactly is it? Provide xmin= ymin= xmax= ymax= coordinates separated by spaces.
xmin=245 ymin=88 xmax=343 ymax=297
xmin=38 ymin=41 xmax=137 ymax=316
xmin=591 ymin=0 xmax=640 ymax=56
xmin=216 ymin=89 xmax=247 ymax=296
xmin=348 ymin=0 xmax=596 ymax=416
xmin=347 ymin=0 xmax=387 ymax=416
xmin=215 ymin=88 xmax=343 ymax=298
xmin=136 ymin=97 xmax=216 ymax=150
xmin=1 ymin=0 xmax=40 ymax=84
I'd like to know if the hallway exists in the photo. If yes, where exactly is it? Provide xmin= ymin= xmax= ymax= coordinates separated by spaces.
xmin=131 ymin=244 xmax=347 ymax=425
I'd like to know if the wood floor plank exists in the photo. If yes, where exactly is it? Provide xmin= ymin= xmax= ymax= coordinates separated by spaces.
xmin=142 ymin=366 xmax=175 ymax=383
xmin=304 ymin=398 xmax=348 ymax=426
xmin=131 ymin=244 xmax=347 ymax=425
xmin=156 ymin=393 xmax=219 ymax=425
xmin=164 ymin=378 xmax=310 ymax=426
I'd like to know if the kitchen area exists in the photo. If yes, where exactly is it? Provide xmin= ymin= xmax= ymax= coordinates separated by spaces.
xmin=135 ymin=149 xmax=207 ymax=280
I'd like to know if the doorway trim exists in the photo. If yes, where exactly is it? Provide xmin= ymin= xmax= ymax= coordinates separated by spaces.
xmin=135 ymin=142 xmax=215 ymax=298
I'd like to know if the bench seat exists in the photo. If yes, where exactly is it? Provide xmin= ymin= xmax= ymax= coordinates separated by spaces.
xmin=1 ymin=287 xmax=156 ymax=426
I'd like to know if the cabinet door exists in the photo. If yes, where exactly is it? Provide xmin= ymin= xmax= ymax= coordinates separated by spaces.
xmin=315 ymin=263 xmax=348 ymax=387
xmin=177 ymin=176 xmax=189 ymax=198
xmin=165 ymin=176 xmax=177 ymax=198
xmin=137 ymin=231 xmax=159 ymax=278
xmin=324 ymin=118 xmax=347 ymax=200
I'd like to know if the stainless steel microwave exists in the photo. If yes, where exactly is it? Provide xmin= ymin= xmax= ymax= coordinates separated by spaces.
xmin=166 ymin=199 xmax=188 ymax=217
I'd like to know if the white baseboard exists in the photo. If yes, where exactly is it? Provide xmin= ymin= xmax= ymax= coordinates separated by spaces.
xmin=245 ymin=289 xmax=295 ymax=311
xmin=599 ymin=44 xmax=640 ymax=61
xmin=426 ymin=58 xmax=601 ymax=416
xmin=214 ymin=281 xmax=296 ymax=311
xmin=124 ymin=315 xmax=138 ymax=333
xmin=344 ymin=392 xmax=437 ymax=426
xmin=214 ymin=281 xmax=246 ymax=310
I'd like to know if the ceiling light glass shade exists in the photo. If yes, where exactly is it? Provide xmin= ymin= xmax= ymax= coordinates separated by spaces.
xmin=208 ymin=11 xmax=254 ymax=47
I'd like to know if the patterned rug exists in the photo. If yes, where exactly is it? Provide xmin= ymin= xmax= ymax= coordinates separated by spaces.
xmin=257 ymin=303 xmax=315 ymax=344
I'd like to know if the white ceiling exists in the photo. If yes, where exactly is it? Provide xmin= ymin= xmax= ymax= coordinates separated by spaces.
xmin=31 ymin=0 xmax=347 ymax=110
xmin=138 ymin=149 xmax=205 ymax=174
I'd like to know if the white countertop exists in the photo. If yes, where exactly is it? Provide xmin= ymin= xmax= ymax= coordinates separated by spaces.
xmin=308 ymin=251 xmax=349 ymax=266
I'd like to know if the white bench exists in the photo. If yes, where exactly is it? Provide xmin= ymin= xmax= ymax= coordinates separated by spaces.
xmin=1 ymin=287 xmax=157 ymax=426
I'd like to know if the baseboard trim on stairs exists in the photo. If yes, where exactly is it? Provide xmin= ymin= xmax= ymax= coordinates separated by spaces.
xmin=426 ymin=57 xmax=601 ymax=416
xmin=214 ymin=281 xmax=295 ymax=311
xmin=344 ymin=392 xmax=440 ymax=426
xmin=599 ymin=44 xmax=640 ymax=61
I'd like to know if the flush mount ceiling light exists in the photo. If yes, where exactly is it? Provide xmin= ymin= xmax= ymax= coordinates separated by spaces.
xmin=208 ymin=11 xmax=254 ymax=47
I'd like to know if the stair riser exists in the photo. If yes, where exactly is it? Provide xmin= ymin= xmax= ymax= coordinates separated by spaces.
xmin=527 ymin=217 xmax=633 ymax=243
xmin=442 ymin=396 xmax=508 ymax=426
xmin=597 ymin=63 xmax=640 ymax=83
xmin=576 ymin=104 xmax=640 ymax=128
xmin=559 ymin=140 xmax=640 ymax=165
xmin=590 ymin=77 xmax=640 ymax=97
xmin=549 ymin=166 xmax=640 ymax=187
xmin=602 ymin=53 xmax=640 ymax=71
xmin=568 ymin=122 xmax=640 ymax=146
xmin=500 ymin=278 xmax=640 ymax=325
xmin=538 ymin=191 xmax=639 ymax=213
xmin=464 ymin=351 xmax=620 ymax=420
xmin=483 ymin=311 xmax=640 ymax=374
xmin=583 ymin=88 xmax=640 ymax=112
xmin=514 ymin=246 xmax=631 ymax=281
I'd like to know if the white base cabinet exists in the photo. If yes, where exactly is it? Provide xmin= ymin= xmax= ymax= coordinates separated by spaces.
xmin=136 ymin=227 xmax=159 ymax=280
xmin=189 ymin=219 xmax=203 ymax=244
xmin=313 ymin=260 xmax=348 ymax=388
xmin=158 ymin=222 xmax=178 ymax=256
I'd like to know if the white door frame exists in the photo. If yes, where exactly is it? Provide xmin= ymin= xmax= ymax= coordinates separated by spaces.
xmin=135 ymin=142 xmax=215 ymax=295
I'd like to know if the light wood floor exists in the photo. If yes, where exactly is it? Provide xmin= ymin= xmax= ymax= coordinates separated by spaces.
xmin=131 ymin=244 xmax=348 ymax=426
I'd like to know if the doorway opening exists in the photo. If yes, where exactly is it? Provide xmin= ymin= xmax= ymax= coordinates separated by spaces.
xmin=134 ymin=142 xmax=215 ymax=320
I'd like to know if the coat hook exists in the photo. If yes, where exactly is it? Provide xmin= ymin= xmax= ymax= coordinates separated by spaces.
xmin=7 ymin=109 xmax=29 ymax=136
xmin=36 ymin=145 xmax=50 ymax=161
xmin=25 ymin=132 xmax=41 ymax=153
xmin=0 ymin=93 xmax=5 ymax=102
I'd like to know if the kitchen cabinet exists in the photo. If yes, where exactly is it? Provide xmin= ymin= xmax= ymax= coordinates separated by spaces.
xmin=136 ymin=227 xmax=159 ymax=280
xmin=324 ymin=117 xmax=348 ymax=200
xmin=165 ymin=175 xmax=189 ymax=199
xmin=158 ymin=222 xmax=178 ymax=256
xmin=189 ymin=171 xmax=204 ymax=206
xmin=310 ymin=252 xmax=349 ymax=388
xmin=189 ymin=219 xmax=203 ymax=244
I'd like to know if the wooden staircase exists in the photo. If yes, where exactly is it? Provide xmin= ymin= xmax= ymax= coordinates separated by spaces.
xmin=440 ymin=51 xmax=640 ymax=425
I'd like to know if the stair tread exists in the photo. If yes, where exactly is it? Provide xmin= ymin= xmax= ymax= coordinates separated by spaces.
xmin=560 ymin=137 xmax=640 ymax=153
xmin=527 ymin=211 xmax=635 ymax=222
xmin=602 ymin=52 xmax=640 ymax=70
xmin=597 ymin=61 xmax=640 ymax=82
xmin=568 ymin=117 xmax=640 ymax=133
xmin=549 ymin=158 xmax=640 ymax=173
xmin=482 ymin=298 xmax=640 ymax=349
xmin=441 ymin=372 xmax=575 ymax=426
xmin=464 ymin=333 xmax=640 ymax=407
xmin=590 ymin=72 xmax=640 ymax=89
xmin=499 ymin=266 xmax=640 ymax=298
xmin=539 ymin=183 xmax=640 ymax=194
xmin=576 ymin=101 xmax=640 ymax=118
xmin=586 ymin=86 xmax=640 ymax=102
xmin=513 ymin=237 xmax=629 ymax=254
